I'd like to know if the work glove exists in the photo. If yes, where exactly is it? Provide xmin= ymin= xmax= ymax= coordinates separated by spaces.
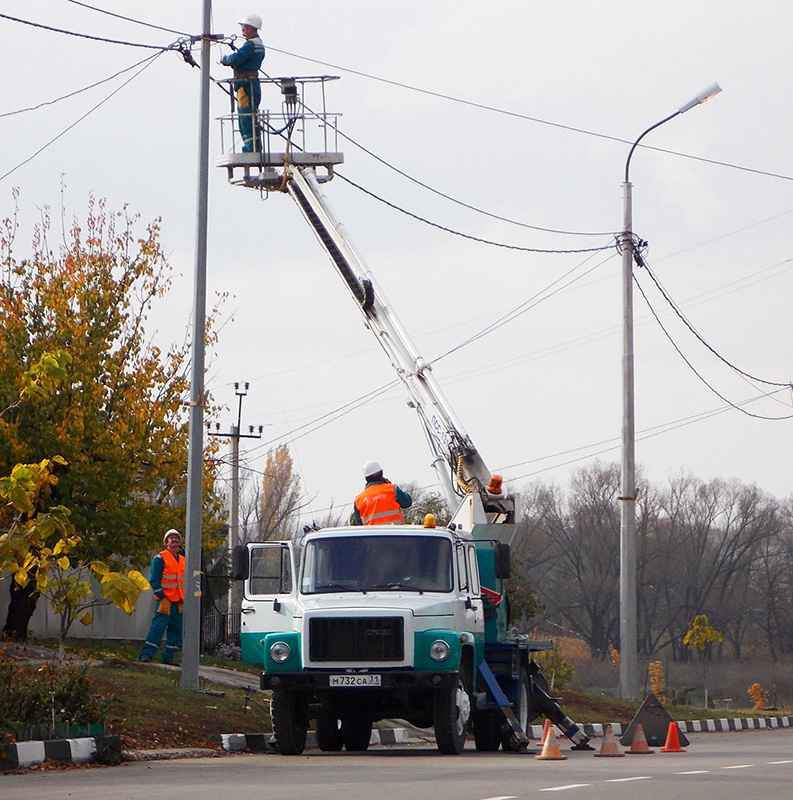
xmin=157 ymin=598 xmax=171 ymax=614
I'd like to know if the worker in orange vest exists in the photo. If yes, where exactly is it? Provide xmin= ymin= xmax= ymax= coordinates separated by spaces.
xmin=352 ymin=460 xmax=412 ymax=525
xmin=138 ymin=529 xmax=185 ymax=664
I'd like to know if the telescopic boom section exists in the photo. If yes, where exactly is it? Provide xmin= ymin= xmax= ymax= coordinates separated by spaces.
xmin=285 ymin=166 xmax=512 ymax=520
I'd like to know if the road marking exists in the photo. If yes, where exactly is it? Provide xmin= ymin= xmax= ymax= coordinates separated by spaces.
xmin=676 ymin=770 xmax=710 ymax=774
xmin=606 ymin=776 xmax=652 ymax=783
xmin=722 ymin=764 xmax=753 ymax=769
xmin=768 ymin=760 xmax=793 ymax=765
xmin=538 ymin=785 xmax=591 ymax=792
xmin=480 ymin=796 xmax=518 ymax=800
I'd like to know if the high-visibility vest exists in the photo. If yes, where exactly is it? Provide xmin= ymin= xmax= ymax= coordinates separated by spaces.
xmin=159 ymin=550 xmax=185 ymax=602
xmin=355 ymin=482 xmax=405 ymax=526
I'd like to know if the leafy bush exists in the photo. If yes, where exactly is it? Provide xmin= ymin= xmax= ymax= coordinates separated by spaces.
xmin=536 ymin=646 xmax=575 ymax=691
xmin=0 ymin=656 xmax=103 ymax=734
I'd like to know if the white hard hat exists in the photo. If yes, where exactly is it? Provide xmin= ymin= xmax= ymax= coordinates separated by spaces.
xmin=363 ymin=460 xmax=382 ymax=479
xmin=163 ymin=528 xmax=181 ymax=545
xmin=239 ymin=13 xmax=262 ymax=29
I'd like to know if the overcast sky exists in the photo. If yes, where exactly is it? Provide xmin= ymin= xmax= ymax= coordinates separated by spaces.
xmin=2 ymin=1 xmax=791 ymax=525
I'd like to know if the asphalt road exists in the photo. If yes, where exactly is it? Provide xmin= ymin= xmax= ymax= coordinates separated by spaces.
xmin=2 ymin=730 xmax=791 ymax=800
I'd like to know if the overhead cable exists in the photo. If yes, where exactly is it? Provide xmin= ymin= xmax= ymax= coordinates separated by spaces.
xmin=0 ymin=51 xmax=163 ymax=183
xmin=641 ymin=259 xmax=792 ymax=389
xmin=336 ymin=173 xmax=614 ymax=255
xmin=336 ymin=127 xmax=615 ymax=237
xmin=0 ymin=11 xmax=175 ymax=50
xmin=62 ymin=0 xmax=189 ymax=36
xmin=0 ymin=56 xmax=165 ymax=118
xmin=634 ymin=275 xmax=793 ymax=420
xmin=267 ymin=44 xmax=793 ymax=184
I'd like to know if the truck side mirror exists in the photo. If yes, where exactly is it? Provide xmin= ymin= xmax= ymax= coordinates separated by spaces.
xmin=231 ymin=545 xmax=249 ymax=581
xmin=493 ymin=542 xmax=510 ymax=580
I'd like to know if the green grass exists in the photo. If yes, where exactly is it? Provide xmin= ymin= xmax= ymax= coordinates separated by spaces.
xmin=89 ymin=663 xmax=270 ymax=749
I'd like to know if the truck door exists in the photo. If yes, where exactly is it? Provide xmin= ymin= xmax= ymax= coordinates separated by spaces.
xmin=456 ymin=542 xmax=483 ymax=633
xmin=240 ymin=542 xmax=298 ymax=664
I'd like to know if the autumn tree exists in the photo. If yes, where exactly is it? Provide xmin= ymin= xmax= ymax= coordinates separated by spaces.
xmin=248 ymin=445 xmax=303 ymax=541
xmin=0 ymin=195 xmax=223 ymax=638
xmin=399 ymin=482 xmax=451 ymax=526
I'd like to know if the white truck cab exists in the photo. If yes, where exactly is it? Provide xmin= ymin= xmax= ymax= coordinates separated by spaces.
xmin=234 ymin=522 xmax=491 ymax=754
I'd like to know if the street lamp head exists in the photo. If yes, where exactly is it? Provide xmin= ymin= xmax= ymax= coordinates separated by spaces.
xmin=678 ymin=82 xmax=722 ymax=114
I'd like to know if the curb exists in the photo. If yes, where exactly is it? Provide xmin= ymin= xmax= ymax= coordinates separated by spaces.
xmin=3 ymin=735 xmax=123 ymax=770
xmin=527 ymin=714 xmax=793 ymax=740
xmin=221 ymin=727 xmax=411 ymax=752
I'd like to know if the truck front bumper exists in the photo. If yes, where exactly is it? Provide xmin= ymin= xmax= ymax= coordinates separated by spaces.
xmin=261 ymin=670 xmax=455 ymax=691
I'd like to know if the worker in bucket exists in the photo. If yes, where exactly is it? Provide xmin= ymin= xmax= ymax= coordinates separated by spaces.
xmin=138 ymin=529 xmax=185 ymax=664
xmin=221 ymin=14 xmax=266 ymax=152
xmin=352 ymin=460 xmax=412 ymax=525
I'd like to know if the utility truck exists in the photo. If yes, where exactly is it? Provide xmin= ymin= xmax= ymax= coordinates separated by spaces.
xmin=222 ymin=76 xmax=592 ymax=755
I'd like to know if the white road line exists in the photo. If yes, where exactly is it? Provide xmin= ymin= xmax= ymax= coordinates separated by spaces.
xmin=676 ymin=770 xmax=710 ymax=774
xmin=479 ymin=796 xmax=518 ymax=800
xmin=538 ymin=784 xmax=591 ymax=792
xmin=606 ymin=776 xmax=652 ymax=783
xmin=768 ymin=760 xmax=793 ymax=765
xmin=722 ymin=764 xmax=753 ymax=770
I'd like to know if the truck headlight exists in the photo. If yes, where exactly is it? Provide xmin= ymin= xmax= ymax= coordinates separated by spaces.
xmin=429 ymin=640 xmax=451 ymax=662
xmin=270 ymin=641 xmax=291 ymax=663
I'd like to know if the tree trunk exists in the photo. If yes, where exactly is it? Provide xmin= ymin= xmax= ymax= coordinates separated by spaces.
xmin=2 ymin=579 xmax=40 ymax=640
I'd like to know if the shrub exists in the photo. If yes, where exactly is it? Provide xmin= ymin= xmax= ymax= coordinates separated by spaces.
xmin=0 ymin=656 xmax=103 ymax=734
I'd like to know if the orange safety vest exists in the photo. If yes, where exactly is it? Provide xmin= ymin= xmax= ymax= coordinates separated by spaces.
xmin=355 ymin=482 xmax=405 ymax=526
xmin=159 ymin=550 xmax=185 ymax=602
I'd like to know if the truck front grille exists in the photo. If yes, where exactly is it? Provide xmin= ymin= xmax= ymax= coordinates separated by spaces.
xmin=308 ymin=616 xmax=404 ymax=662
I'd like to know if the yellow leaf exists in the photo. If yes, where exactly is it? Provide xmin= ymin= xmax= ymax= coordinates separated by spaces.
xmin=14 ymin=571 xmax=28 ymax=586
xmin=57 ymin=556 xmax=70 ymax=570
xmin=79 ymin=612 xmax=93 ymax=626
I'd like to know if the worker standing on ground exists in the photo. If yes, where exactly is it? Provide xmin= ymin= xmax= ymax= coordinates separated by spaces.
xmin=138 ymin=529 xmax=185 ymax=664
xmin=221 ymin=14 xmax=265 ymax=152
xmin=353 ymin=460 xmax=413 ymax=525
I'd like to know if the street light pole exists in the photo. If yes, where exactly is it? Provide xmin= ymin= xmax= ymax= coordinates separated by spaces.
xmin=619 ymin=83 xmax=721 ymax=701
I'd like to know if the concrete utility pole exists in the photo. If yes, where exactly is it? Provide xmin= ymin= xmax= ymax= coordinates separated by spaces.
xmin=208 ymin=382 xmax=263 ymax=618
xmin=182 ymin=0 xmax=217 ymax=692
xmin=618 ymin=83 xmax=721 ymax=701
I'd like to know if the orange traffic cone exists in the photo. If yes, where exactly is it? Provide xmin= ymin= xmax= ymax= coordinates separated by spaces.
xmin=539 ymin=718 xmax=552 ymax=745
xmin=660 ymin=722 xmax=686 ymax=753
xmin=535 ymin=725 xmax=567 ymax=761
xmin=594 ymin=724 xmax=624 ymax=758
xmin=626 ymin=723 xmax=654 ymax=754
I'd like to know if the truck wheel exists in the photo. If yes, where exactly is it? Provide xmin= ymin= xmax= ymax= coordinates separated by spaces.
xmin=501 ymin=667 xmax=531 ymax=752
xmin=271 ymin=687 xmax=308 ymax=755
xmin=316 ymin=718 xmax=344 ymax=752
xmin=473 ymin=709 xmax=501 ymax=751
xmin=341 ymin=718 xmax=372 ymax=751
xmin=434 ymin=664 xmax=472 ymax=754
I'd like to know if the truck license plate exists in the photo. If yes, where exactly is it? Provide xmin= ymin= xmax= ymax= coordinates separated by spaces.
xmin=329 ymin=674 xmax=381 ymax=687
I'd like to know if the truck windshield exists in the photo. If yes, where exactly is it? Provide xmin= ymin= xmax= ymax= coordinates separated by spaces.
xmin=301 ymin=535 xmax=453 ymax=594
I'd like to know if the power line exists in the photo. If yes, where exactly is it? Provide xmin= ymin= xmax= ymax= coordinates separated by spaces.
xmin=634 ymin=275 xmax=793 ymax=421
xmin=62 ymin=0 xmax=189 ymax=36
xmin=0 ymin=12 xmax=174 ymax=50
xmin=641 ymin=259 xmax=792 ymax=389
xmin=337 ymin=173 xmax=614 ymax=255
xmin=434 ymin=250 xmax=616 ymax=362
xmin=267 ymin=44 xmax=793 ymax=184
xmin=336 ymin=127 xmax=615 ymax=238
xmin=0 ymin=55 xmax=165 ymax=118
xmin=0 ymin=51 xmax=164 ymax=183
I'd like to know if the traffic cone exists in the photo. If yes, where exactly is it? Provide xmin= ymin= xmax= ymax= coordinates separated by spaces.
xmin=594 ymin=724 xmax=624 ymax=758
xmin=660 ymin=722 xmax=686 ymax=753
xmin=626 ymin=723 xmax=654 ymax=754
xmin=539 ymin=718 xmax=552 ymax=745
xmin=535 ymin=725 xmax=567 ymax=761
